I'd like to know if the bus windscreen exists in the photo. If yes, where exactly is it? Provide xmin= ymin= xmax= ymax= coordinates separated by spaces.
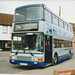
xmin=14 ymin=7 xmax=43 ymax=22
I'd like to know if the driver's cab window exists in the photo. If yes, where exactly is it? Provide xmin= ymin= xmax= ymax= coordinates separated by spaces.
xmin=13 ymin=36 xmax=22 ymax=50
xmin=23 ymin=34 xmax=43 ymax=52
xmin=24 ymin=35 xmax=36 ymax=50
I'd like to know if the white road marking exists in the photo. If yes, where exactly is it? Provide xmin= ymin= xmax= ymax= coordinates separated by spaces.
xmin=0 ymin=57 xmax=8 ymax=58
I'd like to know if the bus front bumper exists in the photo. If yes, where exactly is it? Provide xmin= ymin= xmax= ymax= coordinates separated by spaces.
xmin=9 ymin=59 xmax=45 ymax=67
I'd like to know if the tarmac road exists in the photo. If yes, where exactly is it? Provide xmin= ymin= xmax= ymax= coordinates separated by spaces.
xmin=0 ymin=51 xmax=75 ymax=75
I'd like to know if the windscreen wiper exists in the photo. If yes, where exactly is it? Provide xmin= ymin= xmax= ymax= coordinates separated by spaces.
xmin=24 ymin=49 xmax=34 ymax=56
xmin=28 ymin=49 xmax=34 ymax=56
xmin=15 ymin=50 xmax=19 ymax=55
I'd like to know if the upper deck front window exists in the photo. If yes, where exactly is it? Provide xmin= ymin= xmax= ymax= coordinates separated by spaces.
xmin=14 ymin=6 xmax=44 ymax=22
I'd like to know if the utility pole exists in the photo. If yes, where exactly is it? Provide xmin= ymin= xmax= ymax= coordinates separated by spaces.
xmin=59 ymin=6 xmax=61 ymax=16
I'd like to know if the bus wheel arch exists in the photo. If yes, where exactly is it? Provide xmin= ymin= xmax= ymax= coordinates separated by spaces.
xmin=53 ymin=52 xmax=58 ymax=65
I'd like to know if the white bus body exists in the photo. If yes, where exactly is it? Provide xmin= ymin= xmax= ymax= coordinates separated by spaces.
xmin=9 ymin=4 xmax=74 ymax=67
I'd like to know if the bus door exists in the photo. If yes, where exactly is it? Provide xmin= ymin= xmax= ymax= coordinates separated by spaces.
xmin=45 ymin=35 xmax=52 ymax=65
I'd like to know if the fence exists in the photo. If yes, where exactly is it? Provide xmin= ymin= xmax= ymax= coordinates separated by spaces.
xmin=53 ymin=69 xmax=75 ymax=75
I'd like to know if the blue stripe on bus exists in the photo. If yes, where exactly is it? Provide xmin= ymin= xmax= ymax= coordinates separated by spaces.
xmin=58 ymin=53 xmax=73 ymax=62
xmin=9 ymin=59 xmax=45 ymax=67
xmin=10 ymin=53 xmax=74 ymax=66
xmin=16 ymin=4 xmax=45 ymax=10
xmin=64 ymin=48 xmax=73 ymax=50
xmin=58 ymin=54 xmax=69 ymax=62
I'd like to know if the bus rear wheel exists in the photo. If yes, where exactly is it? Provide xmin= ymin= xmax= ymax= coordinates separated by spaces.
xmin=54 ymin=54 xmax=58 ymax=65
xmin=69 ymin=51 xmax=71 ymax=59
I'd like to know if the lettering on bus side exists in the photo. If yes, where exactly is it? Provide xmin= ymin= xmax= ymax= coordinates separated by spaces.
xmin=46 ymin=23 xmax=52 ymax=34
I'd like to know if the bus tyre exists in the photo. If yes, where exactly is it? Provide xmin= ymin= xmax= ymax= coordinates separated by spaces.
xmin=54 ymin=54 xmax=58 ymax=65
xmin=69 ymin=51 xmax=71 ymax=59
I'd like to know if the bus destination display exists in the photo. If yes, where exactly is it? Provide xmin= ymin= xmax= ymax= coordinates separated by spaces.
xmin=15 ymin=23 xmax=38 ymax=31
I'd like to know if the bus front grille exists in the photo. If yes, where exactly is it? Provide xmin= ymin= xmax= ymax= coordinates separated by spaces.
xmin=17 ymin=56 xmax=31 ymax=61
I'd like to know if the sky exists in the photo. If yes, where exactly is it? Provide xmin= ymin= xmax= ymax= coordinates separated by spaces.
xmin=0 ymin=0 xmax=75 ymax=23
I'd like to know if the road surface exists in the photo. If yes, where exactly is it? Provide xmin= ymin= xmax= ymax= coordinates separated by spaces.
xmin=0 ymin=51 xmax=75 ymax=75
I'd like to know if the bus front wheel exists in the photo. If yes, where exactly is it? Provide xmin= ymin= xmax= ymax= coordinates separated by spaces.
xmin=54 ymin=54 xmax=58 ymax=65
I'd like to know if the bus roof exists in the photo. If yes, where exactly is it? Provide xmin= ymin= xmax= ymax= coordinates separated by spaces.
xmin=16 ymin=4 xmax=45 ymax=10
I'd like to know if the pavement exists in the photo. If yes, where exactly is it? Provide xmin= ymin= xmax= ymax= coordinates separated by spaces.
xmin=0 ymin=51 xmax=10 ymax=61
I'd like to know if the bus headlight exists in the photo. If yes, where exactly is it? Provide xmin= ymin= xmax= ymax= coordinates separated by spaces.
xmin=33 ymin=57 xmax=38 ymax=61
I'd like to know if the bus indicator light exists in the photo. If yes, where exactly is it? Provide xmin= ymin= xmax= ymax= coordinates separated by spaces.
xmin=53 ymin=49 xmax=54 ymax=51
xmin=9 ymin=56 xmax=11 ymax=59
xmin=38 ymin=58 xmax=43 ymax=61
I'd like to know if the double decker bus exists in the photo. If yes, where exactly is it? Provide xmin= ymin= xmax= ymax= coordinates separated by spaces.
xmin=9 ymin=4 xmax=74 ymax=67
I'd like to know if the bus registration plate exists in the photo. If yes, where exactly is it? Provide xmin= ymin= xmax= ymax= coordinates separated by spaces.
xmin=20 ymin=63 xmax=28 ymax=66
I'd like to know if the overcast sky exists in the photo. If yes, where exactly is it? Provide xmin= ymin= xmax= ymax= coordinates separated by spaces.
xmin=0 ymin=0 xmax=75 ymax=23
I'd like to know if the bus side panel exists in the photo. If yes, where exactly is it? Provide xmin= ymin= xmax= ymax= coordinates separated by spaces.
xmin=52 ymin=48 xmax=74 ymax=64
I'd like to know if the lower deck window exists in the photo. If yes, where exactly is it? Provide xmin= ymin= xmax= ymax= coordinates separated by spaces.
xmin=53 ymin=39 xmax=73 ymax=48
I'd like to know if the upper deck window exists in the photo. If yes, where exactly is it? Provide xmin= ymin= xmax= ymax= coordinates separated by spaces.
xmin=52 ymin=15 xmax=58 ymax=25
xmin=59 ymin=19 xmax=63 ymax=28
xmin=14 ymin=6 xmax=44 ymax=22
xmin=69 ymin=26 xmax=73 ymax=32
xmin=64 ymin=22 xmax=68 ymax=30
xmin=45 ymin=10 xmax=51 ymax=23
xmin=68 ymin=25 xmax=70 ymax=31
xmin=71 ymin=27 xmax=73 ymax=32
